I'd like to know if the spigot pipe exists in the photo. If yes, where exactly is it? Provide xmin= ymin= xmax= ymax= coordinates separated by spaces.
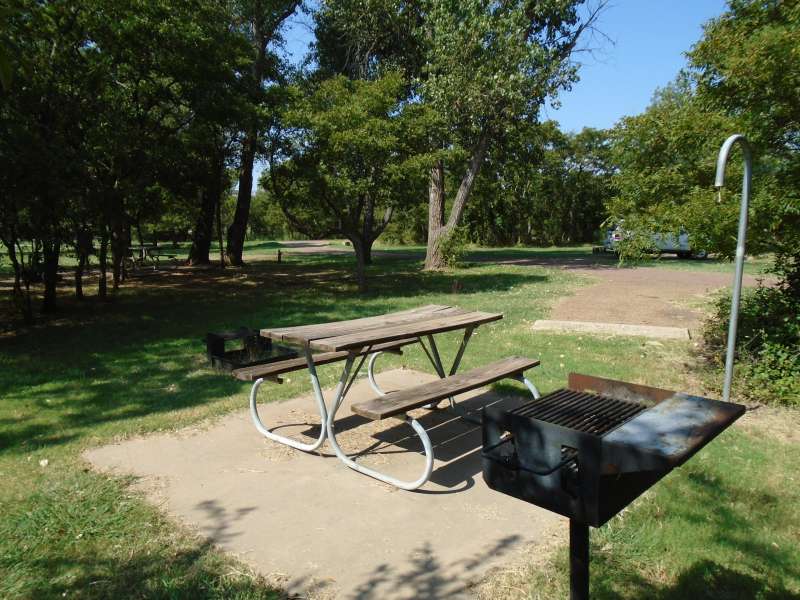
xmin=714 ymin=134 xmax=753 ymax=402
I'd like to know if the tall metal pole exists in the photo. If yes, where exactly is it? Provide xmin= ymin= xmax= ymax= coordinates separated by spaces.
xmin=714 ymin=134 xmax=753 ymax=403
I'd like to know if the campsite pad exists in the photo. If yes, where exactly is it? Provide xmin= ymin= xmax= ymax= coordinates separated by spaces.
xmin=85 ymin=368 xmax=559 ymax=599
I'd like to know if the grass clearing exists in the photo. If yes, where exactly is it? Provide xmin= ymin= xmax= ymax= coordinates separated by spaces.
xmin=1 ymin=248 xmax=797 ymax=598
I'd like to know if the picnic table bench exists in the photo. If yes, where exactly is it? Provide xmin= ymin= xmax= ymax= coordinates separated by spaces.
xmin=236 ymin=304 xmax=541 ymax=490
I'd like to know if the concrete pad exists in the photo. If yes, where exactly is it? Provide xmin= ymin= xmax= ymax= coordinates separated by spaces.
xmin=84 ymin=368 xmax=559 ymax=599
xmin=531 ymin=319 xmax=690 ymax=340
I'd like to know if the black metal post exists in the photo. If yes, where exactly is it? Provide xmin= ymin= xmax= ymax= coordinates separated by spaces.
xmin=569 ymin=519 xmax=590 ymax=600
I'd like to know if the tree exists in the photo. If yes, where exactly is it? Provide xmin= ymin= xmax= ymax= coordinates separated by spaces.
xmin=465 ymin=121 xmax=612 ymax=246
xmin=420 ymin=0 xmax=606 ymax=269
xmin=266 ymin=73 xmax=425 ymax=290
xmin=226 ymin=0 xmax=300 ymax=266
xmin=689 ymin=0 xmax=800 ymax=283
xmin=1 ymin=0 xmax=256 ymax=320
xmin=608 ymin=76 xmax=746 ymax=257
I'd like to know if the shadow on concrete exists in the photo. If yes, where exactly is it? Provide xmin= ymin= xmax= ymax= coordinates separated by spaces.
xmin=347 ymin=534 xmax=522 ymax=599
xmin=295 ymin=391 xmax=527 ymax=492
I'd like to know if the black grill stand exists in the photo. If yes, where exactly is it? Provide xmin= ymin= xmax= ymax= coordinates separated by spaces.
xmin=569 ymin=519 xmax=590 ymax=600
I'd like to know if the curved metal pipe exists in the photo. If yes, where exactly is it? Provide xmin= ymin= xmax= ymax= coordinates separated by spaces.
xmin=367 ymin=352 xmax=387 ymax=396
xmin=323 ymin=350 xmax=434 ymax=490
xmin=249 ymin=377 xmax=328 ymax=452
xmin=714 ymin=134 xmax=753 ymax=402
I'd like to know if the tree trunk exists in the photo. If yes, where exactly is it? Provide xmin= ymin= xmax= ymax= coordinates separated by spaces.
xmin=109 ymin=193 xmax=126 ymax=290
xmin=188 ymin=188 xmax=215 ymax=265
xmin=351 ymin=237 xmax=368 ymax=293
xmin=75 ymin=254 xmax=86 ymax=299
xmin=216 ymin=187 xmax=226 ymax=269
xmin=75 ymin=227 xmax=91 ymax=299
xmin=98 ymin=230 xmax=108 ymax=300
xmin=3 ymin=238 xmax=34 ymax=324
xmin=424 ymin=160 xmax=446 ymax=270
xmin=424 ymin=131 xmax=489 ymax=270
xmin=41 ymin=239 xmax=60 ymax=313
xmin=227 ymin=132 xmax=256 ymax=266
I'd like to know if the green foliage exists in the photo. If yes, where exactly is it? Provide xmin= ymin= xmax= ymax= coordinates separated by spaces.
xmin=607 ymin=76 xmax=745 ymax=259
xmin=466 ymin=121 xmax=612 ymax=246
xmin=690 ymin=0 xmax=800 ymax=164
xmin=437 ymin=226 xmax=470 ymax=268
xmin=420 ymin=0 xmax=586 ymax=136
xmin=700 ymin=282 xmax=800 ymax=405
xmin=266 ymin=72 xmax=427 ymax=288
xmin=609 ymin=0 xmax=800 ymax=273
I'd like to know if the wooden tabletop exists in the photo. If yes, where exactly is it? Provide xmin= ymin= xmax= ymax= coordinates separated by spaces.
xmin=261 ymin=304 xmax=503 ymax=352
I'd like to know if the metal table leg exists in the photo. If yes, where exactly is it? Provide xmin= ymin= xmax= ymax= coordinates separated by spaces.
xmin=315 ymin=348 xmax=434 ymax=491
xmin=249 ymin=376 xmax=329 ymax=452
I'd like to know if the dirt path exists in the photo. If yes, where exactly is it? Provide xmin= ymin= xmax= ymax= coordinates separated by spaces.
xmin=549 ymin=267 xmax=764 ymax=331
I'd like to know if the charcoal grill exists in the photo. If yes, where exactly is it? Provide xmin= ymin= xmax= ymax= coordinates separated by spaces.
xmin=482 ymin=372 xmax=745 ymax=599
xmin=206 ymin=327 xmax=297 ymax=371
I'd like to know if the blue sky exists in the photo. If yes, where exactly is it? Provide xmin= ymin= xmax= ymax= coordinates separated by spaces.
xmin=544 ymin=0 xmax=728 ymax=132
xmin=254 ymin=1 xmax=729 ymax=190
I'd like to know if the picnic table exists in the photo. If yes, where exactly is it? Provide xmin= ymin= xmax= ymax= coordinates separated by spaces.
xmin=126 ymin=244 xmax=179 ymax=271
xmin=233 ymin=304 xmax=541 ymax=490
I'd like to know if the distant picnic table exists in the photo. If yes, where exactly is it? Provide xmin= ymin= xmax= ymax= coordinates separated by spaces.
xmin=126 ymin=244 xmax=179 ymax=271
xmin=233 ymin=304 xmax=541 ymax=490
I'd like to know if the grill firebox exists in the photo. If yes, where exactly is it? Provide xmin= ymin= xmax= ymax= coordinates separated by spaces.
xmin=482 ymin=372 xmax=745 ymax=599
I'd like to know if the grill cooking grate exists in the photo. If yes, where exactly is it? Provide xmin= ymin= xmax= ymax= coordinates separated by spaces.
xmin=510 ymin=389 xmax=647 ymax=436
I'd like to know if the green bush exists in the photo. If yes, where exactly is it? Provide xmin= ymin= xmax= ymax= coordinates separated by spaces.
xmin=699 ymin=279 xmax=800 ymax=406
xmin=438 ymin=227 xmax=470 ymax=268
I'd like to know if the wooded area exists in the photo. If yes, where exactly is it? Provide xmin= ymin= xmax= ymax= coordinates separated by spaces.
xmin=1 ymin=0 xmax=798 ymax=314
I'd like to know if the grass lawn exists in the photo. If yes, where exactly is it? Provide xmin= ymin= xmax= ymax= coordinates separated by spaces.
xmin=0 ymin=249 xmax=797 ymax=599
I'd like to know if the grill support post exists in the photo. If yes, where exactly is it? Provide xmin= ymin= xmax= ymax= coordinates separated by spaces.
xmin=569 ymin=519 xmax=590 ymax=600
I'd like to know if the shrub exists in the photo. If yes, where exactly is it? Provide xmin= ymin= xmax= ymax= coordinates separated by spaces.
xmin=699 ymin=279 xmax=800 ymax=406
xmin=438 ymin=227 xmax=470 ymax=268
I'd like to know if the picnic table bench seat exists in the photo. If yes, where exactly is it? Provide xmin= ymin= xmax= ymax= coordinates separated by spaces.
xmin=352 ymin=356 xmax=540 ymax=420
xmin=232 ymin=337 xmax=417 ymax=383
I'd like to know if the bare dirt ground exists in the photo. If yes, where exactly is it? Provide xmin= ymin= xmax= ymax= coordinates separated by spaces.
xmin=85 ymin=369 xmax=560 ymax=599
xmin=548 ymin=266 xmax=764 ymax=331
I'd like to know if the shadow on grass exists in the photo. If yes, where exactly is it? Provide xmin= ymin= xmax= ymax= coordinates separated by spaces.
xmin=0 ymin=256 xmax=544 ymax=455
xmin=4 ymin=542 xmax=282 ymax=600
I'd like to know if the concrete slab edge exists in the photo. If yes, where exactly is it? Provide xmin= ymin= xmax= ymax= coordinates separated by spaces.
xmin=531 ymin=320 xmax=691 ymax=340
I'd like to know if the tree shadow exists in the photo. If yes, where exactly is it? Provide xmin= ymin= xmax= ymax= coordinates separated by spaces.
xmin=583 ymin=452 xmax=800 ymax=599
xmin=0 ymin=255 xmax=542 ymax=461
xmin=348 ymin=534 xmax=522 ymax=599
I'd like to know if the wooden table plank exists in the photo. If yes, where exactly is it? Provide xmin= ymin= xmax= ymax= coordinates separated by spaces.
xmin=352 ymin=356 xmax=540 ymax=419
xmin=262 ymin=304 xmax=460 ymax=345
xmin=309 ymin=310 xmax=503 ymax=352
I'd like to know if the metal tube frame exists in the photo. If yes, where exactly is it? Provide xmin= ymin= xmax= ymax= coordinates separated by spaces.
xmin=314 ymin=347 xmax=435 ymax=490
xmin=248 ymin=328 xmax=542 ymax=490
xmin=249 ymin=376 xmax=329 ymax=452
xmin=714 ymin=134 xmax=753 ymax=402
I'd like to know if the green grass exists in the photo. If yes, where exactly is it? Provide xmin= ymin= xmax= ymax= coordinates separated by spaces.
xmin=0 ymin=250 xmax=796 ymax=598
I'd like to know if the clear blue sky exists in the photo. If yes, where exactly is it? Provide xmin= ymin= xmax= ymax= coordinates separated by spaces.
xmin=254 ymin=1 xmax=728 ymax=191
xmin=544 ymin=0 xmax=728 ymax=132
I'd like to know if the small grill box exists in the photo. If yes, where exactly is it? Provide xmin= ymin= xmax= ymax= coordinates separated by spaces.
xmin=205 ymin=327 xmax=297 ymax=371
xmin=482 ymin=373 xmax=745 ymax=599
